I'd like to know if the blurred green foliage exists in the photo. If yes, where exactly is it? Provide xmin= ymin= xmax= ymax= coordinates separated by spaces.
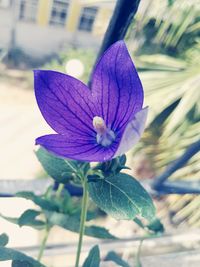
xmin=129 ymin=0 xmax=200 ymax=56
xmin=127 ymin=0 xmax=200 ymax=178
xmin=43 ymin=48 xmax=95 ymax=84
xmin=127 ymin=0 xmax=200 ymax=226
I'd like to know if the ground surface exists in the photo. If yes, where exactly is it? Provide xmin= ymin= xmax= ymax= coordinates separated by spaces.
xmin=0 ymin=65 xmax=52 ymax=179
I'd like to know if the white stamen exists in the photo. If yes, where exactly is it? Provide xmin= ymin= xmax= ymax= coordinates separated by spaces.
xmin=92 ymin=116 xmax=115 ymax=147
xmin=93 ymin=116 xmax=107 ymax=134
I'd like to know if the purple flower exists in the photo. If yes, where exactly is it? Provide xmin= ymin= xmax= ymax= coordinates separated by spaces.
xmin=34 ymin=41 xmax=148 ymax=162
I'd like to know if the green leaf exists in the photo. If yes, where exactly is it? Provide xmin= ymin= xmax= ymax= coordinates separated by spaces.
xmin=12 ymin=260 xmax=34 ymax=267
xmin=0 ymin=213 xmax=19 ymax=225
xmin=16 ymin=192 xmax=59 ymax=212
xmin=168 ymin=0 xmax=175 ymax=6
xmin=0 ymin=247 xmax=46 ymax=267
xmin=84 ymin=225 xmax=116 ymax=240
xmin=0 ymin=212 xmax=45 ymax=231
xmin=82 ymin=245 xmax=100 ymax=267
xmin=133 ymin=218 xmax=145 ymax=229
xmin=18 ymin=209 xmax=45 ymax=229
xmin=105 ymin=251 xmax=130 ymax=267
xmin=85 ymin=211 xmax=98 ymax=221
xmin=36 ymin=147 xmax=77 ymax=183
xmin=0 ymin=233 xmax=9 ymax=247
xmin=146 ymin=218 xmax=164 ymax=233
xmin=45 ymin=211 xmax=116 ymax=239
xmin=94 ymin=155 xmax=129 ymax=177
xmin=88 ymin=173 xmax=155 ymax=221
xmin=133 ymin=217 xmax=164 ymax=234
xmin=55 ymin=190 xmax=76 ymax=214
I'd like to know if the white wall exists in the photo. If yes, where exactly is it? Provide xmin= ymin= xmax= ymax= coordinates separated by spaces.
xmin=15 ymin=22 xmax=101 ymax=57
xmin=0 ymin=8 xmax=13 ymax=48
xmin=0 ymin=8 xmax=101 ymax=59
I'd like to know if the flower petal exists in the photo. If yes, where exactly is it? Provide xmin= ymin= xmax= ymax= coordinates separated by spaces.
xmin=91 ymin=41 xmax=144 ymax=132
xmin=36 ymin=133 xmax=117 ymax=162
xmin=34 ymin=70 xmax=97 ymax=137
xmin=114 ymin=107 xmax=148 ymax=157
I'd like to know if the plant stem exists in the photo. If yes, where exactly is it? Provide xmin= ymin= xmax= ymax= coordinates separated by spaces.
xmin=56 ymin=183 xmax=64 ymax=198
xmin=37 ymin=226 xmax=50 ymax=261
xmin=38 ymin=183 xmax=64 ymax=261
xmin=135 ymin=239 xmax=144 ymax=267
xmin=75 ymin=177 xmax=89 ymax=267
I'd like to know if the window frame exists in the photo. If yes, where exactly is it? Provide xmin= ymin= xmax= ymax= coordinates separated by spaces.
xmin=49 ymin=0 xmax=70 ymax=27
xmin=18 ymin=0 xmax=39 ymax=22
xmin=78 ymin=6 xmax=98 ymax=32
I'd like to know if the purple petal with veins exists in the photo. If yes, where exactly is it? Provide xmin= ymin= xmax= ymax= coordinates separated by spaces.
xmin=34 ymin=41 xmax=147 ymax=162
xmin=36 ymin=133 xmax=117 ymax=162
xmin=91 ymin=41 xmax=143 ymax=131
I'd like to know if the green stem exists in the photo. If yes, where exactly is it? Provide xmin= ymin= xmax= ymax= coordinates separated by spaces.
xmin=75 ymin=177 xmax=89 ymax=267
xmin=56 ymin=183 xmax=64 ymax=198
xmin=37 ymin=226 xmax=50 ymax=261
xmin=135 ymin=239 xmax=143 ymax=267
xmin=38 ymin=183 xmax=64 ymax=261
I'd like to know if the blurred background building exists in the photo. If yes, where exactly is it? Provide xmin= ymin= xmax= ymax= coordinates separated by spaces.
xmin=0 ymin=0 xmax=115 ymax=58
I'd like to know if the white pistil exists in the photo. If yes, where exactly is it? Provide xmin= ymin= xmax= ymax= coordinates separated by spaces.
xmin=93 ymin=116 xmax=107 ymax=134
xmin=93 ymin=116 xmax=115 ymax=147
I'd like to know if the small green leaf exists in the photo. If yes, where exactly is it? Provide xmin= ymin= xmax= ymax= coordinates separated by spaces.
xmin=45 ymin=211 xmax=116 ymax=239
xmin=36 ymin=147 xmax=77 ymax=183
xmin=0 ymin=213 xmax=19 ymax=225
xmin=18 ymin=209 xmax=45 ymax=229
xmin=82 ymin=245 xmax=100 ymax=267
xmin=0 ymin=212 xmax=45 ymax=231
xmin=84 ymin=225 xmax=116 ymax=240
xmin=16 ymin=192 xmax=59 ymax=212
xmin=168 ymin=0 xmax=175 ymax=6
xmin=88 ymin=173 xmax=155 ymax=221
xmin=105 ymin=251 xmax=130 ymax=267
xmin=133 ymin=218 xmax=145 ymax=229
xmin=0 ymin=233 xmax=9 ymax=247
xmin=146 ymin=218 xmax=164 ymax=234
xmin=0 ymin=247 xmax=46 ymax=266
xmin=55 ymin=190 xmax=75 ymax=214
xmin=85 ymin=211 xmax=98 ymax=221
xmin=12 ymin=260 xmax=33 ymax=267
xmin=133 ymin=217 xmax=164 ymax=234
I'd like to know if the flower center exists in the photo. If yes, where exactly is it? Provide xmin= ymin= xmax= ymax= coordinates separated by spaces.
xmin=93 ymin=116 xmax=115 ymax=147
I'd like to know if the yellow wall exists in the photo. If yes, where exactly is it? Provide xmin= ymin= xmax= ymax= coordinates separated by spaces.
xmin=65 ymin=0 xmax=82 ymax=32
xmin=36 ymin=0 xmax=110 ymax=35
xmin=37 ymin=0 xmax=52 ymax=26
xmin=93 ymin=7 xmax=112 ymax=36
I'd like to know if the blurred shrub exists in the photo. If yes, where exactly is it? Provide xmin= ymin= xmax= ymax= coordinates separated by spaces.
xmin=3 ymin=47 xmax=57 ymax=69
xmin=127 ymin=0 xmax=200 ymax=227
xmin=43 ymin=48 xmax=96 ymax=83
xmin=129 ymin=0 xmax=200 ymax=56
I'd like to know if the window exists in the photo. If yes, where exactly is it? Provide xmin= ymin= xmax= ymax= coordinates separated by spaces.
xmin=18 ymin=0 xmax=38 ymax=22
xmin=78 ymin=7 xmax=98 ymax=32
xmin=49 ymin=0 xmax=69 ymax=26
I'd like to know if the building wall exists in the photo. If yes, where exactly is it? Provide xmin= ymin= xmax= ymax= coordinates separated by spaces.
xmin=0 ymin=8 xmax=13 ymax=48
xmin=15 ymin=22 xmax=101 ymax=57
xmin=0 ymin=0 xmax=112 ymax=59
